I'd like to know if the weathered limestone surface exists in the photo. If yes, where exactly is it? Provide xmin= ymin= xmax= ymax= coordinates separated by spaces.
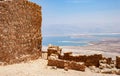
xmin=0 ymin=0 xmax=42 ymax=64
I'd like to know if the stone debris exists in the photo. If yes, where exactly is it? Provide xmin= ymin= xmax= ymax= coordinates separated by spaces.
xmin=64 ymin=62 xmax=69 ymax=71
xmin=116 ymin=70 xmax=120 ymax=75
xmin=101 ymin=69 xmax=114 ymax=74
xmin=89 ymin=66 xmax=100 ymax=73
xmin=100 ymin=59 xmax=115 ymax=69
xmin=98 ymin=58 xmax=118 ymax=74
xmin=0 ymin=0 xmax=42 ymax=65
xmin=48 ymin=54 xmax=58 ymax=60
xmin=47 ymin=45 xmax=120 ymax=75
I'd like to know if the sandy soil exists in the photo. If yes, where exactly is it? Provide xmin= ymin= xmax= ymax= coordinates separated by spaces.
xmin=0 ymin=58 xmax=119 ymax=76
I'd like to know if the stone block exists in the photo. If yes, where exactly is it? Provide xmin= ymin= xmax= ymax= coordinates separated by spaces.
xmin=48 ymin=59 xmax=64 ymax=68
xmin=47 ymin=45 xmax=62 ymax=59
xmin=85 ymin=54 xmax=103 ymax=67
xmin=116 ymin=56 xmax=120 ymax=69
xmin=68 ymin=61 xmax=85 ymax=71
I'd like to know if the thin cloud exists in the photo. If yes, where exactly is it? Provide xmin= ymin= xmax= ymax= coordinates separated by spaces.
xmin=66 ymin=0 xmax=91 ymax=3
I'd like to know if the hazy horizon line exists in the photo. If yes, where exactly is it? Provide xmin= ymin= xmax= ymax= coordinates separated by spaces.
xmin=42 ymin=32 xmax=120 ymax=37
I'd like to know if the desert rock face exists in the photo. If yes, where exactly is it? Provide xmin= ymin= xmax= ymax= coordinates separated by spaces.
xmin=0 ymin=0 xmax=42 ymax=64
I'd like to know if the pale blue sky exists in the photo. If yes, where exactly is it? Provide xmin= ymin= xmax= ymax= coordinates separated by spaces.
xmin=30 ymin=0 xmax=120 ymax=36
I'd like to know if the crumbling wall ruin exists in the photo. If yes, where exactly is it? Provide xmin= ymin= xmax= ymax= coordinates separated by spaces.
xmin=60 ymin=53 xmax=102 ymax=67
xmin=47 ymin=45 xmax=62 ymax=59
xmin=48 ymin=59 xmax=85 ymax=71
xmin=116 ymin=56 xmax=120 ymax=69
xmin=47 ymin=45 xmax=120 ymax=74
xmin=0 ymin=0 xmax=42 ymax=64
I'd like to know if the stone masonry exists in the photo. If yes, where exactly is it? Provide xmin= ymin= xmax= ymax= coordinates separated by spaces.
xmin=116 ymin=56 xmax=120 ymax=69
xmin=0 ymin=0 xmax=42 ymax=64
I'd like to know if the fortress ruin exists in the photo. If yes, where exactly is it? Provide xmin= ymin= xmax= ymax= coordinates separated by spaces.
xmin=0 ymin=0 xmax=42 ymax=65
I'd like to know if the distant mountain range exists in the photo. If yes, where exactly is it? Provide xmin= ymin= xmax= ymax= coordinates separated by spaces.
xmin=42 ymin=24 xmax=120 ymax=36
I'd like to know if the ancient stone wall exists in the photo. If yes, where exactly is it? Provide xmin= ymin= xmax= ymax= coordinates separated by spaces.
xmin=85 ymin=54 xmax=102 ymax=67
xmin=47 ymin=45 xmax=62 ymax=59
xmin=116 ymin=56 xmax=120 ymax=69
xmin=60 ymin=52 xmax=102 ymax=67
xmin=48 ymin=59 xmax=85 ymax=71
xmin=0 ymin=0 xmax=42 ymax=64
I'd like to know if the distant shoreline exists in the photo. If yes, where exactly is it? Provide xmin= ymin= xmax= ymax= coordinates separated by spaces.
xmin=42 ymin=39 xmax=120 ymax=59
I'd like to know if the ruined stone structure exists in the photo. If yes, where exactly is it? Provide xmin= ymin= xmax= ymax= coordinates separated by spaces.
xmin=0 ymin=0 xmax=42 ymax=64
xmin=60 ymin=53 xmax=103 ymax=67
xmin=47 ymin=45 xmax=120 ymax=74
xmin=48 ymin=59 xmax=85 ymax=71
xmin=47 ymin=45 xmax=62 ymax=59
xmin=116 ymin=56 xmax=120 ymax=69
xmin=47 ymin=46 xmax=85 ymax=71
